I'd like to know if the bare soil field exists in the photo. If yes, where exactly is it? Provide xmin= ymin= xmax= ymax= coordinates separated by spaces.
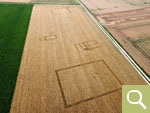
xmin=0 ymin=0 xmax=30 ymax=3
xmin=81 ymin=0 xmax=150 ymax=75
xmin=81 ymin=0 xmax=150 ymax=14
xmin=10 ymin=5 xmax=147 ymax=113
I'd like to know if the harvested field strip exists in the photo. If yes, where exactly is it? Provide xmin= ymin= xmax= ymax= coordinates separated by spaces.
xmin=0 ymin=3 xmax=33 ymax=113
xmin=31 ymin=0 xmax=79 ymax=5
xmin=10 ymin=5 xmax=146 ymax=113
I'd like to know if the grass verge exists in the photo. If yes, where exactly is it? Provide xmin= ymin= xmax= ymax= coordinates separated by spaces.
xmin=0 ymin=3 xmax=33 ymax=113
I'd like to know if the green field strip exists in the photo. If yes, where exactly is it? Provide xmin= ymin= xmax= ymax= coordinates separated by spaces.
xmin=0 ymin=3 xmax=33 ymax=113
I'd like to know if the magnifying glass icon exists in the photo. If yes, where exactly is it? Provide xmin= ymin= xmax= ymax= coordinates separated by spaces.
xmin=127 ymin=90 xmax=146 ymax=109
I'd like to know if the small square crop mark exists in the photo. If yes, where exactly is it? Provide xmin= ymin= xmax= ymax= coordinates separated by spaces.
xmin=55 ymin=60 xmax=122 ymax=108
xmin=45 ymin=35 xmax=57 ymax=41
xmin=126 ymin=37 xmax=150 ymax=60
xmin=75 ymin=40 xmax=101 ymax=52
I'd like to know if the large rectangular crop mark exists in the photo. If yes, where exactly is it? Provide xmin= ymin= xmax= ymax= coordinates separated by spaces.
xmin=55 ymin=60 xmax=122 ymax=108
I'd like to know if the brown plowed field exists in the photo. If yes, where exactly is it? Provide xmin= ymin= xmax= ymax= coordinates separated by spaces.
xmin=81 ymin=0 xmax=150 ymax=75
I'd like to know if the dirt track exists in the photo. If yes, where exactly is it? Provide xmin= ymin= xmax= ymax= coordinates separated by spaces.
xmin=10 ymin=5 xmax=147 ymax=113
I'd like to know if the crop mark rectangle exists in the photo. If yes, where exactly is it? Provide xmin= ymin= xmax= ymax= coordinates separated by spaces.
xmin=75 ymin=40 xmax=101 ymax=52
xmin=127 ymin=38 xmax=150 ymax=60
xmin=45 ymin=35 xmax=57 ymax=41
xmin=55 ymin=60 xmax=122 ymax=108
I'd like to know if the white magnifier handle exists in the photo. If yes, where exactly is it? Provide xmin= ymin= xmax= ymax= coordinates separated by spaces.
xmin=139 ymin=102 xmax=147 ymax=109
